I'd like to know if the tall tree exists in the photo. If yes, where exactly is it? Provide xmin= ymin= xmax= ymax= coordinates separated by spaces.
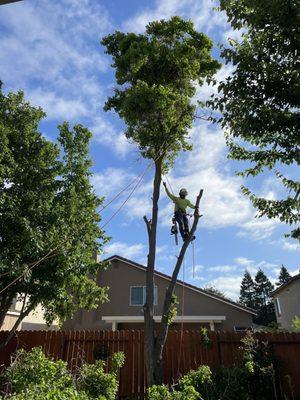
xmin=0 ymin=87 xmax=108 ymax=345
xmin=102 ymin=17 xmax=220 ymax=385
xmin=276 ymin=265 xmax=291 ymax=286
xmin=211 ymin=0 xmax=300 ymax=240
xmin=239 ymin=270 xmax=256 ymax=309
xmin=254 ymin=269 xmax=276 ymax=326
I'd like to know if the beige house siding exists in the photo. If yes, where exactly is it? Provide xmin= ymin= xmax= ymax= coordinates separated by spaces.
xmin=273 ymin=278 xmax=300 ymax=330
xmin=1 ymin=300 xmax=59 ymax=331
xmin=64 ymin=256 xmax=254 ymax=331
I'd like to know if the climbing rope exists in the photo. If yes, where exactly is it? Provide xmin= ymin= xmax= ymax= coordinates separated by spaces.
xmin=0 ymin=141 xmax=173 ymax=295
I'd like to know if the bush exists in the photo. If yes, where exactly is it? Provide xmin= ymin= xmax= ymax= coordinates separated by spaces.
xmin=0 ymin=347 xmax=124 ymax=400
xmin=147 ymin=384 xmax=199 ymax=400
xmin=178 ymin=365 xmax=212 ymax=397
xmin=77 ymin=351 xmax=125 ymax=400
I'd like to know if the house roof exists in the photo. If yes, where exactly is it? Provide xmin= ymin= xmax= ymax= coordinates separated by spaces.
xmin=272 ymin=273 xmax=300 ymax=296
xmin=104 ymin=254 xmax=256 ymax=315
xmin=0 ymin=1 xmax=22 ymax=5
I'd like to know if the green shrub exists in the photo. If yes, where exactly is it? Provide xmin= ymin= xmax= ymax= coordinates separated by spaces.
xmin=147 ymin=384 xmax=199 ymax=400
xmin=240 ymin=331 xmax=277 ymax=400
xmin=178 ymin=365 xmax=212 ymax=397
xmin=2 ymin=347 xmax=73 ymax=394
xmin=0 ymin=347 xmax=124 ymax=400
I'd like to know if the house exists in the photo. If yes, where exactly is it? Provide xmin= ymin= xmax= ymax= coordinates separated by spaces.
xmin=1 ymin=297 xmax=59 ymax=331
xmin=272 ymin=273 xmax=300 ymax=330
xmin=64 ymin=255 xmax=255 ymax=331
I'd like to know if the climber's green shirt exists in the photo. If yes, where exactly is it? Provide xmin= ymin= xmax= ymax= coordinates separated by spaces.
xmin=165 ymin=187 xmax=196 ymax=212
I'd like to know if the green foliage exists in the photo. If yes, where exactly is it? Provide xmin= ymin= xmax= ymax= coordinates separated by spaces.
xmin=0 ymin=347 xmax=124 ymax=400
xmin=292 ymin=316 xmax=300 ymax=332
xmin=102 ymin=16 xmax=220 ymax=168
xmin=239 ymin=271 xmax=256 ymax=309
xmin=253 ymin=270 xmax=276 ymax=326
xmin=2 ymin=347 xmax=73 ymax=394
xmin=0 ymin=87 xmax=109 ymax=329
xmin=240 ymin=331 xmax=277 ymax=399
xmin=179 ymin=365 xmax=212 ymax=396
xmin=210 ymin=0 xmax=300 ymax=240
xmin=165 ymin=294 xmax=178 ymax=325
xmin=276 ymin=265 xmax=291 ymax=287
xmin=199 ymin=328 xmax=211 ymax=348
xmin=147 ymin=384 xmax=199 ymax=400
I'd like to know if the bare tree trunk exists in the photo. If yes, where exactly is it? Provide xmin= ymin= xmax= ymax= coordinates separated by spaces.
xmin=143 ymin=158 xmax=162 ymax=387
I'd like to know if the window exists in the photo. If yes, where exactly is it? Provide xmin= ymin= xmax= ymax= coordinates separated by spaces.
xmin=130 ymin=286 xmax=158 ymax=306
xmin=275 ymin=298 xmax=282 ymax=317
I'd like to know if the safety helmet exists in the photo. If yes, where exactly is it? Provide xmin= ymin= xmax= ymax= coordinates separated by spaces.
xmin=179 ymin=188 xmax=188 ymax=196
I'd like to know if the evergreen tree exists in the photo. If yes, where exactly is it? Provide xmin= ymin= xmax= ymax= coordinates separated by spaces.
xmin=276 ymin=265 xmax=291 ymax=286
xmin=254 ymin=270 xmax=276 ymax=326
xmin=239 ymin=270 xmax=255 ymax=309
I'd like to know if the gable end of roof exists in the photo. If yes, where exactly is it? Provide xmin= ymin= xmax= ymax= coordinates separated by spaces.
xmin=104 ymin=255 xmax=256 ymax=315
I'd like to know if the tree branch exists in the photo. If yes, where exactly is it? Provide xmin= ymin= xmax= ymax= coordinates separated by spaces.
xmin=143 ymin=215 xmax=151 ymax=240
xmin=0 ymin=300 xmax=36 ymax=349
xmin=155 ymin=189 xmax=204 ymax=354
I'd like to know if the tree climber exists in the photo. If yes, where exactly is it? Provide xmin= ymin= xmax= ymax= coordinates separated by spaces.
xmin=163 ymin=182 xmax=198 ymax=240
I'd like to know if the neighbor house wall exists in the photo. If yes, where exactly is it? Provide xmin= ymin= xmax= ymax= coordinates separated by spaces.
xmin=64 ymin=258 xmax=253 ymax=331
xmin=274 ymin=279 xmax=300 ymax=330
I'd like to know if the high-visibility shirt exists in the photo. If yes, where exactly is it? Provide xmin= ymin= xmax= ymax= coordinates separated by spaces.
xmin=165 ymin=187 xmax=196 ymax=212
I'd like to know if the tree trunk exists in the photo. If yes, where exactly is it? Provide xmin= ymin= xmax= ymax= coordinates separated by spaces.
xmin=0 ymin=293 xmax=15 ymax=329
xmin=0 ymin=300 xmax=35 ymax=349
xmin=152 ymin=190 xmax=203 ymax=385
xmin=143 ymin=158 xmax=162 ymax=387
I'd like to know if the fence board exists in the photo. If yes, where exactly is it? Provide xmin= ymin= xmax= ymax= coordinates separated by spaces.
xmin=0 ymin=330 xmax=300 ymax=399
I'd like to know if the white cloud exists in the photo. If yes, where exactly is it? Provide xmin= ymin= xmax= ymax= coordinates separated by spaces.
xmin=159 ymin=122 xmax=253 ymax=229
xmin=280 ymin=239 xmax=300 ymax=252
xmin=206 ymin=275 xmax=242 ymax=300
xmin=124 ymin=0 xmax=229 ymax=35
xmin=91 ymin=168 xmax=134 ymax=199
xmin=90 ymin=117 xmax=134 ymax=157
xmin=0 ymin=0 xmax=111 ymax=121
xmin=104 ymin=241 xmax=146 ymax=259
xmin=208 ymin=265 xmax=237 ymax=272
xmin=238 ymin=217 xmax=280 ymax=240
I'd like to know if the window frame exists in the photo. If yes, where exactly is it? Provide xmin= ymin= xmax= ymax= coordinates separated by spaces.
xmin=130 ymin=285 xmax=158 ymax=306
xmin=274 ymin=297 xmax=282 ymax=317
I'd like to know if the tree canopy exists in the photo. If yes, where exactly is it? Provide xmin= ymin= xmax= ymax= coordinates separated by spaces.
xmin=211 ymin=0 xmax=300 ymax=240
xmin=239 ymin=270 xmax=256 ymax=309
xmin=102 ymin=16 xmax=220 ymax=166
xmin=276 ymin=265 xmax=291 ymax=286
xmin=0 ymin=86 xmax=108 ymax=334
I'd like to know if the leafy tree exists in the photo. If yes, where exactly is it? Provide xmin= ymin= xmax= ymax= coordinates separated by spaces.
xmin=253 ymin=269 xmax=276 ymax=326
xmin=0 ymin=86 xmax=108 ymax=345
xmin=239 ymin=270 xmax=256 ymax=309
xmin=211 ymin=0 xmax=300 ymax=240
xmin=276 ymin=265 xmax=291 ymax=286
xmin=102 ymin=16 xmax=220 ymax=384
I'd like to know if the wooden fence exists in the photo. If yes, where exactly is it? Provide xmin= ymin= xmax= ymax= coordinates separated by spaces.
xmin=0 ymin=330 xmax=300 ymax=399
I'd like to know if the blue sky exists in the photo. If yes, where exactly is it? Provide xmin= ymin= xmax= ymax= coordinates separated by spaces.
xmin=1 ymin=0 xmax=299 ymax=299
